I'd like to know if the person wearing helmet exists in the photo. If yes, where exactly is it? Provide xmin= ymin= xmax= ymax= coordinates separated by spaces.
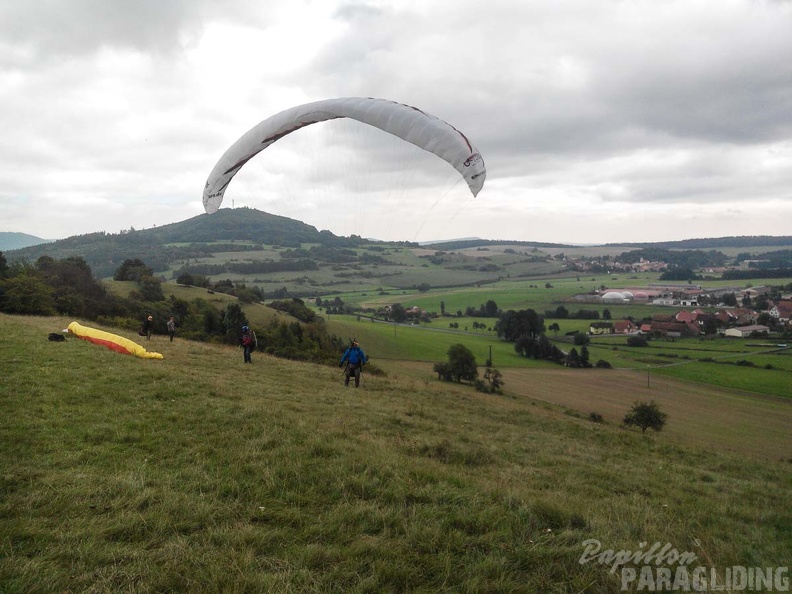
xmin=339 ymin=339 xmax=368 ymax=387
xmin=240 ymin=325 xmax=257 ymax=364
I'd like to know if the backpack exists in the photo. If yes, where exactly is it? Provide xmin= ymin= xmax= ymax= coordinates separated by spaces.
xmin=242 ymin=332 xmax=254 ymax=346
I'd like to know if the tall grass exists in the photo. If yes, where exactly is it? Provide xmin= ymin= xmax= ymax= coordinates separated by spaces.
xmin=1 ymin=314 xmax=790 ymax=593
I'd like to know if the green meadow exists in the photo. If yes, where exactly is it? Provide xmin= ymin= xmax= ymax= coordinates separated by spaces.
xmin=2 ymin=313 xmax=790 ymax=593
xmin=323 ymin=312 xmax=792 ymax=400
xmin=324 ymin=314 xmax=536 ymax=368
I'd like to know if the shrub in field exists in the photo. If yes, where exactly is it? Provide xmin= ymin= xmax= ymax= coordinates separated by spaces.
xmin=433 ymin=361 xmax=453 ymax=381
xmin=573 ymin=332 xmax=590 ymax=346
xmin=481 ymin=367 xmax=504 ymax=394
xmin=623 ymin=400 xmax=668 ymax=433
xmin=627 ymin=335 xmax=648 ymax=347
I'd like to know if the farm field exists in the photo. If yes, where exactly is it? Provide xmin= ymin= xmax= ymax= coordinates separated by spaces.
xmin=324 ymin=271 xmax=791 ymax=315
xmin=324 ymin=312 xmax=792 ymax=399
xmin=498 ymin=367 xmax=792 ymax=461
xmin=324 ymin=314 xmax=547 ymax=368
xmin=1 ymin=313 xmax=790 ymax=593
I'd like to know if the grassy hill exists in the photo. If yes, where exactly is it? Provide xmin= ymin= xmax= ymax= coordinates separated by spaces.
xmin=1 ymin=313 xmax=790 ymax=593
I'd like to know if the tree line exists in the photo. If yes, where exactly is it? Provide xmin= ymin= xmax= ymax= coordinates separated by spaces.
xmin=0 ymin=252 xmax=346 ymax=365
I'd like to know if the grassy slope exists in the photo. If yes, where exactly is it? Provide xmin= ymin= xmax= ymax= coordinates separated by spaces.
xmin=2 ymin=314 xmax=790 ymax=593
xmin=108 ymin=281 xmax=294 ymax=330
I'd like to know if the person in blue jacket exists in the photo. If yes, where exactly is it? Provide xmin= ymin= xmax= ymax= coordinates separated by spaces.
xmin=339 ymin=339 xmax=368 ymax=387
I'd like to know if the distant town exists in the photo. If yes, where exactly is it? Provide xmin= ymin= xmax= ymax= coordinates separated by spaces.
xmin=578 ymin=283 xmax=792 ymax=339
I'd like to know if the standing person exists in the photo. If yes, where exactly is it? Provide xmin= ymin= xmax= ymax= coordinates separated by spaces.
xmin=339 ymin=339 xmax=368 ymax=387
xmin=167 ymin=316 xmax=176 ymax=342
xmin=141 ymin=315 xmax=154 ymax=341
xmin=240 ymin=325 xmax=257 ymax=364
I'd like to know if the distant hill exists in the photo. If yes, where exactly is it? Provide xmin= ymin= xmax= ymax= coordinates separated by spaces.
xmin=4 ymin=208 xmax=361 ymax=278
xmin=604 ymin=235 xmax=792 ymax=249
xmin=0 ymin=232 xmax=52 ymax=251
xmin=424 ymin=238 xmax=574 ymax=250
xmin=6 ymin=208 xmax=792 ymax=281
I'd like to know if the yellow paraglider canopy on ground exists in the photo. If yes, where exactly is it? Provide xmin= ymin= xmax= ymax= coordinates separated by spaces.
xmin=67 ymin=321 xmax=164 ymax=360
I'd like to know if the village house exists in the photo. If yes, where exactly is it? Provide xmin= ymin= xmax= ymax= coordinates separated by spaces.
xmin=654 ymin=321 xmax=700 ymax=338
xmin=613 ymin=320 xmax=638 ymax=334
xmin=589 ymin=322 xmax=614 ymax=335
xmin=730 ymin=308 xmax=759 ymax=325
xmin=769 ymin=301 xmax=792 ymax=325
xmin=675 ymin=311 xmax=698 ymax=324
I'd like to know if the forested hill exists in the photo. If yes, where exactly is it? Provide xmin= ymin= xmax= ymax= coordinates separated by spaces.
xmin=604 ymin=236 xmax=792 ymax=249
xmin=3 ymin=208 xmax=367 ymax=278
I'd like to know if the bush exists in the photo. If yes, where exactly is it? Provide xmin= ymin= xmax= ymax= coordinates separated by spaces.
xmin=627 ymin=335 xmax=648 ymax=347
xmin=594 ymin=359 xmax=612 ymax=368
xmin=623 ymin=400 xmax=668 ymax=433
xmin=589 ymin=412 xmax=605 ymax=424
xmin=573 ymin=332 xmax=590 ymax=346
xmin=433 ymin=361 xmax=453 ymax=381
xmin=482 ymin=367 xmax=504 ymax=393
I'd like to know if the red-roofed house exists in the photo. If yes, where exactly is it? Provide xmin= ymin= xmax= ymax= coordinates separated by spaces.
xmin=769 ymin=301 xmax=792 ymax=324
xmin=650 ymin=321 xmax=700 ymax=338
xmin=731 ymin=308 xmax=759 ymax=325
xmin=614 ymin=320 xmax=638 ymax=334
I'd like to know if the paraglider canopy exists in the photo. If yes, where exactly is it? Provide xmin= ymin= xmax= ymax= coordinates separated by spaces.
xmin=203 ymin=97 xmax=486 ymax=214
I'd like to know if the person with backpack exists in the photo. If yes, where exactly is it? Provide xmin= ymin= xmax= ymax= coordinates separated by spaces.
xmin=240 ymin=325 xmax=257 ymax=364
xmin=140 ymin=315 xmax=154 ymax=340
xmin=339 ymin=339 xmax=368 ymax=387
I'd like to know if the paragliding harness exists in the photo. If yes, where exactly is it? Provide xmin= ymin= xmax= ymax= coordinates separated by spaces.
xmin=139 ymin=317 xmax=153 ymax=338
xmin=340 ymin=338 xmax=367 ymax=387
xmin=241 ymin=329 xmax=257 ymax=351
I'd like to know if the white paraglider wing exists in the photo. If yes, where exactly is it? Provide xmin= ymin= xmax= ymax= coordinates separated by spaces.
xmin=203 ymin=97 xmax=486 ymax=214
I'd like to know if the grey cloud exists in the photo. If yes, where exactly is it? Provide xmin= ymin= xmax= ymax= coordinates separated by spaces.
xmin=0 ymin=0 xmax=274 ymax=57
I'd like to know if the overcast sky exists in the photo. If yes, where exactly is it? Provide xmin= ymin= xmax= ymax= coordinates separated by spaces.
xmin=2 ymin=0 xmax=791 ymax=244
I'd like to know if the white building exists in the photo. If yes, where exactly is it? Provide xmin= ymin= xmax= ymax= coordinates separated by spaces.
xmin=723 ymin=325 xmax=770 ymax=338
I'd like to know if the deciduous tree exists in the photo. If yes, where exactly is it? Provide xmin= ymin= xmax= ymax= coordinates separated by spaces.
xmin=446 ymin=343 xmax=478 ymax=383
xmin=623 ymin=400 xmax=668 ymax=433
